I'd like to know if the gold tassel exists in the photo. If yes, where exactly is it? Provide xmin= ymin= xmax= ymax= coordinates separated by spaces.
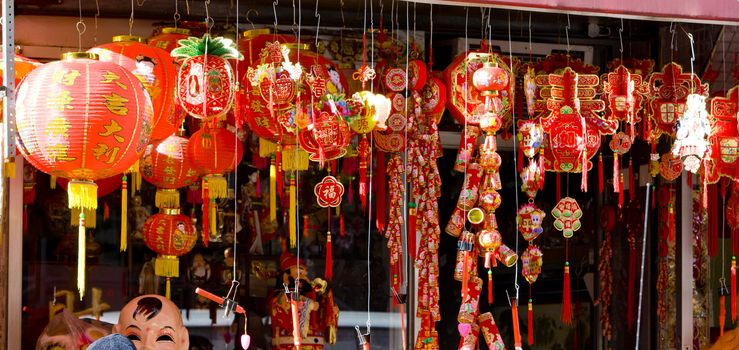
xmin=270 ymin=158 xmax=277 ymax=222
xmin=120 ymin=176 xmax=128 ymax=252
xmin=208 ymin=174 xmax=228 ymax=200
xmin=155 ymin=189 xmax=181 ymax=209
xmin=70 ymin=208 xmax=97 ymax=228
xmin=4 ymin=160 xmax=15 ymax=179
xmin=260 ymin=138 xmax=277 ymax=157
xmin=50 ymin=175 xmax=57 ymax=189
xmin=282 ymin=148 xmax=310 ymax=171
xmin=289 ymin=174 xmax=297 ymax=248
xmin=67 ymin=180 xmax=98 ymax=210
xmin=78 ymin=213 xmax=86 ymax=300
xmin=155 ymin=255 xmax=180 ymax=277
xmin=210 ymin=199 xmax=217 ymax=239
xmin=165 ymin=277 xmax=171 ymax=299
xmin=126 ymin=160 xmax=141 ymax=195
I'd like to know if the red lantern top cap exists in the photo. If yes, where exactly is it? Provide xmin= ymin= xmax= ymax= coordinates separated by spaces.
xmin=161 ymin=27 xmax=191 ymax=35
xmin=242 ymin=28 xmax=272 ymax=38
xmin=62 ymin=52 xmax=98 ymax=60
xmin=112 ymin=35 xmax=146 ymax=43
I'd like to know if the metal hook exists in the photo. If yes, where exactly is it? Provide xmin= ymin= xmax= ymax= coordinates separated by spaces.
xmin=618 ymin=18 xmax=624 ymax=55
xmin=669 ymin=21 xmax=676 ymax=51
xmin=314 ymin=0 xmax=321 ymax=47
xmin=245 ymin=8 xmax=258 ymax=29
xmin=565 ymin=14 xmax=571 ymax=53
xmin=273 ymin=0 xmax=279 ymax=30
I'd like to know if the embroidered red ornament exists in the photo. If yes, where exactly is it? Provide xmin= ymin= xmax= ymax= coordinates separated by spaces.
xmin=706 ymin=86 xmax=739 ymax=184
xmin=314 ymin=175 xmax=345 ymax=208
xmin=647 ymin=62 xmax=708 ymax=140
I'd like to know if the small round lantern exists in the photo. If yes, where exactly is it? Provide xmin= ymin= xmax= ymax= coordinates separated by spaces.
xmin=142 ymin=210 xmax=198 ymax=298
xmin=140 ymin=134 xmax=200 ymax=209
xmin=16 ymin=52 xmax=152 ymax=297
xmin=90 ymin=35 xmax=179 ymax=141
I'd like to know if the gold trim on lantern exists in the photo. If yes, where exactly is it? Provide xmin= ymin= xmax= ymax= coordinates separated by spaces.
xmin=161 ymin=208 xmax=182 ymax=215
xmin=62 ymin=52 xmax=99 ymax=60
xmin=242 ymin=28 xmax=271 ymax=38
xmin=206 ymin=175 xmax=228 ymax=200
xmin=112 ymin=35 xmax=146 ymax=43
xmin=161 ymin=27 xmax=191 ymax=35
xmin=155 ymin=255 xmax=180 ymax=278
xmin=283 ymin=43 xmax=311 ymax=51
xmin=67 ymin=180 xmax=98 ymax=210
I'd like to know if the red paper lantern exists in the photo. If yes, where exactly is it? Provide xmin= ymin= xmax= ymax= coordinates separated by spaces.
xmin=142 ymin=210 xmax=198 ymax=296
xmin=90 ymin=35 xmax=179 ymax=141
xmin=148 ymin=27 xmax=191 ymax=53
xmin=172 ymin=35 xmax=242 ymax=121
xmin=141 ymin=135 xmax=200 ymax=208
xmin=188 ymin=125 xmax=243 ymax=198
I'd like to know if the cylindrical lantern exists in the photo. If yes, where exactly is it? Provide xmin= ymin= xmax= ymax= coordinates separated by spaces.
xmin=148 ymin=27 xmax=191 ymax=53
xmin=90 ymin=35 xmax=179 ymax=142
xmin=140 ymin=134 xmax=200 ymax=209
xmin=142 ymin=210 xmax=198 ymax=298
xmin=16 ymin=52 xmax=152 ymax=298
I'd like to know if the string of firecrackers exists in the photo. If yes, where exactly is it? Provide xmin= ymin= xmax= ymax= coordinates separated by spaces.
xmin=595 ymin=206 xmax=616 ymax=343
xmin=385 ymin=154 xmax=405 ymax=293
xmin=655 ymin=187 xmax=676 ymax=339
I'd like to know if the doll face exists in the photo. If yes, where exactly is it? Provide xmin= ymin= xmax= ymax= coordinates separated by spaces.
xmin=114 ymin=295 xmax=189 ymax=350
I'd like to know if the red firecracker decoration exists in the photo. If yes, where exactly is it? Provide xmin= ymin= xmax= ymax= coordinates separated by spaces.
xmin=16 ymin=52 xmax=152 ymax=298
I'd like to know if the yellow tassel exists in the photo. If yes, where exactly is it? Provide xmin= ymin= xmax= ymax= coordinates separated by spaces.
xmin=155 ymin=189 xmax=181 ymax=209
xmin=4 ymin=160 xmax=15 ymax=179
xmin=289 ymin=174 xmax=297 ymax=248
xmin=165 ymin=278 xmax=171 ymax=299
xmin=78 ymin=213 xmax=86 ymax=300
xmin=67 ymin=180 xmax=98 ymax=210
xmin=50 ymin=175 xmax=57 ymax=189
xmin=282 ymin=148 xmax=310 ymax=171
xmin=260 ymin=138 xmax=277 ymax=157
xmin=126 ymin=160 xmax=141 ymax=195
xmin=121 ymin=176 xmax=128 ymax=252
xmin=270 ymin=158 xmax=277 ymax=222
xmin=208 ymin=174 xmax=228 ymax=199
xmin=70 ymin=208 xmax=97 ymax=228
xmin=155 ymin=255 xmax=180 ymax=277
xmin=336 ymin=204 xmax=340 ymax=217
xmin=210 ymin=200 xmax=217 ymax=237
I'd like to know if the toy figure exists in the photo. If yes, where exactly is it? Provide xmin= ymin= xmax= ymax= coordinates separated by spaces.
xmin=113 ymin=295 xmax=189 ymax=350
xmin=131 ymin=195 xmax=151 ymax=241
xmin=219 ymin=248 xmax=243 ymax=287
xmin=138 ymin=256 xmax=160 ymax=295
xmin=269 ymin=252 xmax=338 ymax=349
xmin=189 ymin=253 xmax=211 ymax=287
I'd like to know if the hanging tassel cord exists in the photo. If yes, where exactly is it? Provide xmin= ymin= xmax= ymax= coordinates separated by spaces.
xmin=635 ymin=183 xmax=652 ymax=349
xmin=487 ymin=269 xmax=493 ymax=305
xmin=120 ymin=176 xmax=128 ymax=252
xmin=528 ymin=288 xmax=534 ymax=345
xmin=202 ymin=178 xmax=210 ymax=247
xmin=77 ymin=213 xmax=86 ymax=300
xmin=326 ymin=208 xmax=333 ymax=281
xmin=562 ymin=239 xmax=572 ymax=326
xmin=508 ymin=292 xmax=522 ymax=349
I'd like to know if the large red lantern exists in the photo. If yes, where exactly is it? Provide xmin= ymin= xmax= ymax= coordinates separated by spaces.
xmin=140 ymin=134 xmax=200 ymax=208
xmin=90 ymin=35 xmax=179 ymax=141
xmin=148 ymin=27 xmax=191 ymax=53
xmin=16 ymin=52 xmax=152 ymax=297
xmin=142 ymin=210 xmax=197 ymax=298
xmin=172 ymin=35 xmax=243 ymax=121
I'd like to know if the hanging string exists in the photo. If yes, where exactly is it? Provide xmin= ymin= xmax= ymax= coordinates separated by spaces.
xmin=618 ymin=18 xmax=624 ymax=61
xmin=231 ymin=0 xmax=240 ymax=288
xmin=508 ymin=9 xmax=520 ymax=301
xmin=295 ymin=0 xmax=303 ymax=291
xmin=428 ymin=4 xmax=433 ymax=70
xmin=634 ymin=183 xmax=652 ymax=349
xmin=129 ymin=0 xmax=135 ymax=35
xmin=565 ymin=14 xmax=571 ymax=54
xmin=204 ymin=0 xmax=213 ymax=34
xmin=400 ymin=0 xmax=410 ymax=296
xmin=76 ymin=0 xmax=86 ymax=51
xmin=528 ymin=13 xmax=532 ymax=64
xmin=366 ymin=0 xmax=374 ymax=334
xmin=273 ymin=0 xmax=279 ymax=32
xmin=93 ymin=0 xmax=100 ymax=44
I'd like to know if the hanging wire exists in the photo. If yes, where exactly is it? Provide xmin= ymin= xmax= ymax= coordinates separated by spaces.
xmin=231 ymin=0 xmax=240 ymax=289
xmin=129 ymin=0 xmax=135 ymax=35
xmin=528 ymin=12 xmax=532 ymax=63
xmin=721 ymin=27 xmax=727 ymax=92
xmin=173 ymin=0 xmax=180 ymax=27
xmin=294 ymin=0 xmax=303 ymax=296
xmin=204 ymin=0 xmax=214 ymax=34
xmin=245 ymin=9 xmax=257 ymax=29
xmin=93 ymin=0 xmax=100 ymax=44
xmin=508 ymin=9 xmax=520 ymax=299
xmin=366 ymin=0 xmax=375 ymax=334
xmin=401 ymin=0 xmax=410 ymax=294
xmin=618 ymin=18 xmax=624 ymax=61
xmin=462 ymin=7 xmax=469 ymax=232
xmin=564 ymin=14 xmax=571 ymax=53
xmin=687 ymin=32 xmax=696 ymax=93
xmin=76 ymin=0 xmax=86 ymax=51
xmin=273 ymin=0 xmax=279 ymax=32
xmin=429 ymin=4 xmax=433 ymax=69
xmin=314 ymin=0 xmax=321 ymax=48
xmin=634 ymin=183 xmax=652 ymax=349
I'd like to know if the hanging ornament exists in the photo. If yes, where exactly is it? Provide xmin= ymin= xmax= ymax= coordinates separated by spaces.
xmin=672 ymin=94 xmax=710 ymax=173
xmin=142 ymin=210 xmax=198 ymax=299
xmin=420 ymin=74 xmax=447 ymax=123
xmin=659 ymin=152 xmax=683 ymax=182
xmin=705 ymin=86 xmax=739 ymax=184
xmin=171 ymin=35 xmax=243 ymax=121
xmin=314 ymin=175 xmax=345 ymax=280
xmin=647 ymin=62 xmax=708 ymax=140
xmin=602 ymin=65 xmax=649 ymax=141
xmin=517 ymin=204 xmax=546 ymax=242
xmin=551 ymin=197 xmax=582 ymax=326
xmin=522 ymin=245 xmax=543 ymax=284
xmin=524 ymin=66 xmax=537 ymax=118
xmin=16 ymin=52 xmax=152 ymax=298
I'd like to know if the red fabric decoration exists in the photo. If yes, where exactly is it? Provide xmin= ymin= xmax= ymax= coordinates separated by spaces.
xmin=140 ymin=135 xmax=200 ymax=209
xmin=90 ymin=35 xmax=179 ymax=141
xmin=325 ymin=232 xmax=333 ymax=281
xmin=648 ymin=62 xmax=708 ymax=139
xmin=357 ymin=137 xmax=370 ymax=209
xmin=375 ymin=152 xmax=386 ymax=231
xmin=705 ymin=86 xmax=739 ymax=184
xmin=562 ymin=262 xmax=572 ymax=325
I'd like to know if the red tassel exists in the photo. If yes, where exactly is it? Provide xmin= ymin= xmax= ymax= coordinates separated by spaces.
xmin=538 ymin=150 xmax=546 ymax=190
xmin=556 ymin=173 xmax=561 ymax=202
xmin=613 ymin=153 xmax=620 ymax=194
xmin=580 ymin=147 xmax=588 ymax=192
xmin=483 ymin=270 xmax=491 ymax=305
xmin=618 ymin=174 xmax=625 ymax=208
xmin=348 ymin=178 xmax=355 ymax=206
xmin=340 ymin=213 xmax=345 ymax=237
xmin=408 ymin=202 xmax=417 ymax=260
xmin=290 ymin=296 xmax=302 ymax=347
xmin=732 ymin=257 xmax=737 ymax=322
xmin=629 ymin=159 xmax=636 ymax=201
xmin=511 ymin=298 xmax=523 ymax=348
xmin=202 ymin=180 xmax=210 ymax=247
xmin=303 ymin=215 xmax=310 ymax=238
xmin=598 ymin=154 xmax=604 ymax=193
xmin=276 ymin=147 xmax=283 ymax=199
xmin=358 ymin=137 xmax=369 ymax=210
xmin=103 ymin=202 xmax=110 ymax=222
xmin=325 ymin=232 xmax=333 ymax=281
xmin=627 ymin=236 xmax=637 ymax=329
xmin=528 ymin=298 xmax=534 ymax=345
xmin=375 ymin=152 xmax=386 ymax=232
xmin=517 ymin=145 xmax=524 ymax=172
xmin=562 ymin=262 xmax=572 ymax=325
xmin=721 ymin=294 xmax=726 ymax=336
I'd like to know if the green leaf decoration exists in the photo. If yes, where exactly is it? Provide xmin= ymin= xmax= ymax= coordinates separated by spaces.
xmin=171 ymin=34 xmax=244 ymax=60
